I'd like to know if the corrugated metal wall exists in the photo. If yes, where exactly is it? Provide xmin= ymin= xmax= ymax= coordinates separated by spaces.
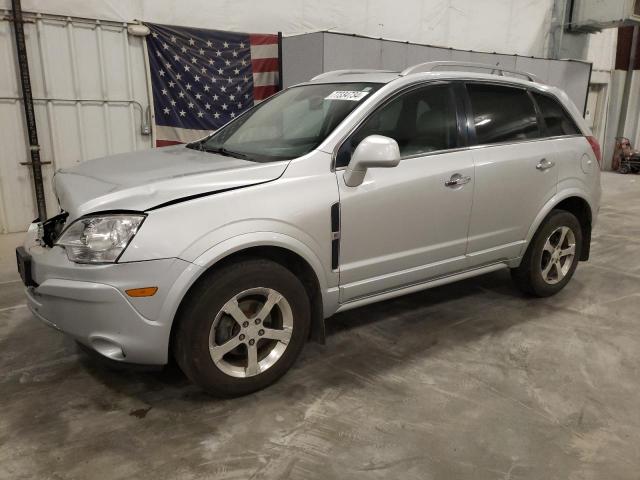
xmin=0 ymin=12 xmax=152 ymax=233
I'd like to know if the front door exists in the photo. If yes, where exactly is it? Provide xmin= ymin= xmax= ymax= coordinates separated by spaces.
xmin=335 ymin=83 xmax=475 ymax=302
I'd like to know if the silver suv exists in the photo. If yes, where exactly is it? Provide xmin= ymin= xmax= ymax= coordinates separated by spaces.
xmin=18 ymin=62 xmax=602 ymax=396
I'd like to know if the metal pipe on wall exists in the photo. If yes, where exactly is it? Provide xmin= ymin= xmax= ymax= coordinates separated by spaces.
xmin=616 ymin=25 xmax=639 ymax=138
xmin=10 ymin=0 xmax=48 ymax=220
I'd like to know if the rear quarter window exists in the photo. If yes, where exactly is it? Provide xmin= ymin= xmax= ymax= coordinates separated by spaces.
xmin=532 ymin=93 xmax=581 ymax=137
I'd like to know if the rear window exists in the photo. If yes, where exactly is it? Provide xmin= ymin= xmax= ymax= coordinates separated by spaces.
xmin=467 ymin=83 xmax=540 ymax=145
xmin=533 ymin=93 xmax=581 ymax=137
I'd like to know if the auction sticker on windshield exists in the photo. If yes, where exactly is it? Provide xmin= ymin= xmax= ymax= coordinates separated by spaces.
xmin=325 ymin=91 xmax=370 ymax=101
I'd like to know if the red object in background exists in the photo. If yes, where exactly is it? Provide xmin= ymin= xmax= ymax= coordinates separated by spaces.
xmin=616 ymin=26 xmax=640 ymax=71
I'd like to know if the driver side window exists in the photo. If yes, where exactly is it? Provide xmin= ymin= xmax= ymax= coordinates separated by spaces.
xmin=336 ymin=83 xmax=458 ymax=168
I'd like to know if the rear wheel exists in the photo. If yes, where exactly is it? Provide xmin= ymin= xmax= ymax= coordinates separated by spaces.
xmin=173 ymin=259 xmax=310 ymax=397
xmin=511 ymin=210 xmax=582 ymax=297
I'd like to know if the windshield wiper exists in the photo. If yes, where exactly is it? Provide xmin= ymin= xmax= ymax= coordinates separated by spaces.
xmin=203 ymin=146 xmax=250 ymax=160
xmin=186 ymin=140 xmax=205 ymax=151
xmin=186 ymin=132 xmax=217 ymax=151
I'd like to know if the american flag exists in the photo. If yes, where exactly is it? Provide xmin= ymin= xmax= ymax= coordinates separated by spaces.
xmin=145 ymin=23 xmax=281 ymax=147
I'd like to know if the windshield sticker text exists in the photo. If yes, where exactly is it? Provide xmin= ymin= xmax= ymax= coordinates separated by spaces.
xmin=325 ymin=91 xmax=370 ymax=101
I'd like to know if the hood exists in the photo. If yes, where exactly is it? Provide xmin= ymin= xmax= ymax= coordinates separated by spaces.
xmin=54 ymin=145 xmax=289 ymax=219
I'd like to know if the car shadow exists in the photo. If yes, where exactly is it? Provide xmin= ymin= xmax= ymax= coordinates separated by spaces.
xmin=77 ymin=268 xmax=536 ymax=407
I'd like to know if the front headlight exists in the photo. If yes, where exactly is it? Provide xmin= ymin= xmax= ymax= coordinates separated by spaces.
xmin=56 ymin=214 xmax=145 ymax=263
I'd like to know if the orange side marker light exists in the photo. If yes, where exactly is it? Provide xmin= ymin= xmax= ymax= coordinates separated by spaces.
xmin=126 ymin=287 xmax=158 ymax=297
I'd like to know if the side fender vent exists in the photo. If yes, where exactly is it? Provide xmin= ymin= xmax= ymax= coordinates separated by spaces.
xmin=330 ymin=202 xmax=340 ymax=270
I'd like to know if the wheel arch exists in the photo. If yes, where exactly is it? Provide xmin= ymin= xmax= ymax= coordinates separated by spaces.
xmin=169 ymin=235 xmax=332 ymax=357
xmin=526 ymin=192 xmax=594 ymax=261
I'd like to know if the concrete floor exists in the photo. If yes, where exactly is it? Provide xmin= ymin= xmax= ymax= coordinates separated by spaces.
xmin=1 ymin=172 xmax=640 ymax=479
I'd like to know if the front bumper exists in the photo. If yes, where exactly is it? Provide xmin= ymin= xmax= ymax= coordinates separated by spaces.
xmin=22 ymin=231 xmax=197 ymax=365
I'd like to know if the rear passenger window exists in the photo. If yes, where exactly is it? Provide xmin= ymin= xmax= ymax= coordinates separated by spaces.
xmin=467 ymin=84 xmax=540 ymax=145
xmin=533 ymin=93 xmax=580 ymax=137
xmin=335 ymin=84 xmax=458 ymax=167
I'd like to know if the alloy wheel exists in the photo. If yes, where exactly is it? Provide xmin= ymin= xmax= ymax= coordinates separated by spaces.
xmin=540 ymin=226 xmax=576 ymax=285
xmin=208 ymin=287 xmax=293 ymax=378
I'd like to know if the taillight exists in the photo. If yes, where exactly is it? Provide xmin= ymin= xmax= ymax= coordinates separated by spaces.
xmin=586 ymin=136 xmax=602 ymax=168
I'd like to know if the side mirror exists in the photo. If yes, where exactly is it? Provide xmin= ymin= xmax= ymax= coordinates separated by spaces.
xmin=343 ymin=135 xmax=400 ymax=187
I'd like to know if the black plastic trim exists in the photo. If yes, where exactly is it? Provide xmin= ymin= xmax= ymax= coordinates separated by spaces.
xmin=41 ymin=211 xmax=68 ymax=247
xmin=331 ymin=202 xmax=340 ymax=232
xmin=527 ymin=89 xmax=547 ymax=138
xmin=331 ymin=202 xmax=340 ymax=270
xmin=16 ymin=246 xmax=37 ymax=288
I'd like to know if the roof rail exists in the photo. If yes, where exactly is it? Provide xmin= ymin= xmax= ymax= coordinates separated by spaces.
xmin=310 ymin=69 xmax=396 ymax=81
xmin=400 ymin=61 xmax=542 ymax=83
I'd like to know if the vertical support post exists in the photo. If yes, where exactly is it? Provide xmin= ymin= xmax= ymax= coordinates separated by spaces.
xmin=11 ymin=0 xmax=47 ymax=220
xmin=617 ymin=25 xmax=639 ymax=138
xmin=122 ymin=22 xmax=138 ymax=151
xmin=277 ymin=31 xmax=284 ymax=91
xmin=95 ymin=20 xmax=113 ymax=155
xmin=141 ymin=24 xmax=157 ymax=147
xmin=66 ymin=18 xmax=87 ymax=163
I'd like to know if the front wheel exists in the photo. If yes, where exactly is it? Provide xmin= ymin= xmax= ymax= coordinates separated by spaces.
xmin=173 ymin=259 xmax=310 ymax=397
xmin=511 ymin=210 xmax=582 ymax=297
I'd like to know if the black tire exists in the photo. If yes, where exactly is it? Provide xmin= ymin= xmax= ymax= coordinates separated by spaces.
xmin=619 ymin=165 xmax=630 ymax=174
xmin=173 ymin=258 xmax=310 ymax=397
xmin=511 ymin=210 xmax=582 ymax=297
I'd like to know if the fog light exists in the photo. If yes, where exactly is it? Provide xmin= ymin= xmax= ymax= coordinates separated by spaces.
xmin=90 ymin=337 xmax=125 ymax=360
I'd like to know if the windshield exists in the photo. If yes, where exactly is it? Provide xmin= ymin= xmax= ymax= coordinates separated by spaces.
xmin=195 ymin=82 xmax=381 ymax=162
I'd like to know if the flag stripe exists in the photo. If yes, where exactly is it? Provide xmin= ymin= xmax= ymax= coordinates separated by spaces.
xmin=156 ymin=125 xmax=211 ymax=143
xmin=252 ymin=58 xmax=279 ymax=72
xmin=249 ymin=34 xmax=278 ymax=45
xmin=253 ymin=71 xmax=279 ymax=87
xmin=253 ymin=85 xmax=278 ymax=101
xmin=250 ymin=44 xmax=279 ymax=59
xmin=157 ymin=139 xmax=183 ymax=147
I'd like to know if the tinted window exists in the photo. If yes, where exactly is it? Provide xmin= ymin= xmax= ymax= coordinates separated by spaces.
xmin=467 ymin=84 xmax=540 ymax=145
xmin=533 ymin=93 xmax=580 ymax=137
xmin=336 ymin=84 xmax=458 ymax=167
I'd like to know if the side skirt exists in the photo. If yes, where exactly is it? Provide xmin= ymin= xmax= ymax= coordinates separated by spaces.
xmin=334 ymin=262 xmax=508 ymax=314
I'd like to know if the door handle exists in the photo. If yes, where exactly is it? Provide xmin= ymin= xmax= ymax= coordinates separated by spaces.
xmin=445 ymin=173 xmax=471 ymax=188
xmin=536 ymin=158 xmax=555 ymax=171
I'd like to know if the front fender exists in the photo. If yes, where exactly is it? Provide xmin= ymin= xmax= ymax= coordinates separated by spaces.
xmin=192 ymin=231 xmax=339 ymax=318
xmin=194 ymin=231 xmax=331 ymax=291
xmin=152 ymin=231 xmax=338 ymax=363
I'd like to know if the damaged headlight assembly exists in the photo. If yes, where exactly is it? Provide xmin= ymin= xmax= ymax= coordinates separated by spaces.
xmin=56 ymin=214 xmax=145 ymax=263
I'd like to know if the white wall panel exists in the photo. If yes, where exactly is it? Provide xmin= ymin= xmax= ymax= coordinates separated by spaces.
xmin=322 ymin=34 xmax=382 ymax=71
xmin=406 ymin=45 xmax=450 ymax=64
xmin=380 ymin=42 xmax=408 ymax=72
xmin=1 ymin=0 xmax=556 ymax=57
xmin=587 ymin=29 xmax=618 ymax=71
xmin=0 ymin=14 xmax=152 ymax=233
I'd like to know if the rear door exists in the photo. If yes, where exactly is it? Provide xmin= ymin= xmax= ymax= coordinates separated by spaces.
xmin=465 ymin=83 xmax=559 ymax=266
xmin=336 ymin=82 xmax=475 ymax=302
xmin=532 ymin=92 xmax=596 ymax=190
